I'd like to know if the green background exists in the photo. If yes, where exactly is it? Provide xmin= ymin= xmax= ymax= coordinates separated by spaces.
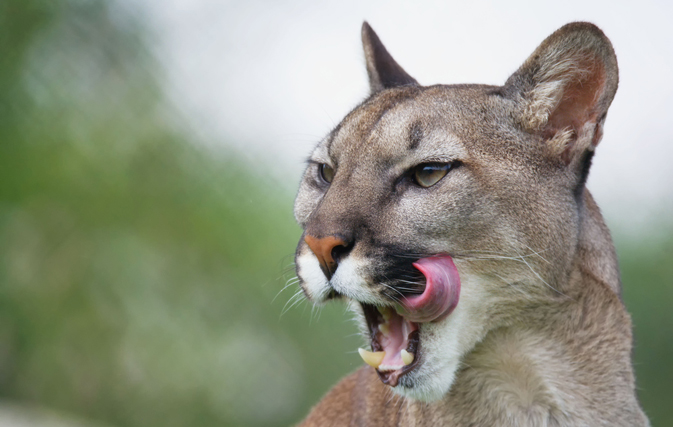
xmin=0 ymin=1 xmax=670 ymax=426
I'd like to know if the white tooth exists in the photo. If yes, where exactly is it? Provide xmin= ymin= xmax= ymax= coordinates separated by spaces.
xmin=378 ymin=364 xmax=404 ymax=372
xmin=358 ymin=348 xmax=385 ymax=368
xmin=378 ymin=323 xmax=390 ymax=336
xmin=401 ymin=349 xmax=414 ymax=366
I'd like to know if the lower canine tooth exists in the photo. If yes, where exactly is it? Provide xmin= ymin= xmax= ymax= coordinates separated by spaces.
xmin=358 ymin=348 xmax=385 ymax=368
xmin=401 ymin=349 xmax=414 ymax=366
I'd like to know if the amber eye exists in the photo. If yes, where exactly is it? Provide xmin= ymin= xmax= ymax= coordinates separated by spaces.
xmin=413 ymin=163 xmax=451 ymax=188
xmin=319 ymin=163 xmax=335 ymax=183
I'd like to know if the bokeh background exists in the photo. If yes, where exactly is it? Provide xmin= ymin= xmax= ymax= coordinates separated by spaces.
xmin=1 ymin=0 xmax=671 ymax=426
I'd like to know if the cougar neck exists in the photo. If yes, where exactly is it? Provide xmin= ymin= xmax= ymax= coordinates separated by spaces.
xmin=574 ymin=189 xmax=622 ymax=296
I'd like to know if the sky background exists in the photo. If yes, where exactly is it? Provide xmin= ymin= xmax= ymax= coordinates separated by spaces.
xmin=127 ymin=0 xmax=673 ymax=232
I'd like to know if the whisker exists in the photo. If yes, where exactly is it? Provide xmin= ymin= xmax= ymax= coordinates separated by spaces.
xmin=523 ymin=244 xmax=550 ymax=264
xmin=394 ymin=279 xmax=424 ymax=286
xmin=512 ymin=248 xmax=574 ymax=300
xmin=272 ymin=276 xmax=301 ymax=302
xmin=281 ymin=289 xmax=306 ymax=317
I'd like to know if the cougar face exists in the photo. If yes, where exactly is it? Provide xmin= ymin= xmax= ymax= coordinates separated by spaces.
xmin=294 ymin=22 xmax=619 ymax=402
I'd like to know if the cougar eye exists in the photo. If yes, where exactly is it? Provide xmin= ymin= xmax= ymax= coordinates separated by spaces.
xmin=319 ymin=163 xmax=335 ymax=183
xmin=413 ymin=163 xmax=451 ymax=188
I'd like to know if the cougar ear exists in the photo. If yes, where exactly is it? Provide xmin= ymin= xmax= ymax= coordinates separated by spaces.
xmin=504 ymin=22 xmax=618 ymax=164
xmin=362 ymin=22 xmax=418 ymax=93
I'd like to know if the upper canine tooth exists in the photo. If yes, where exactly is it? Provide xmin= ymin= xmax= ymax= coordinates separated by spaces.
xmin=402 ymin=321 xmax=410 ymax=338
xmin=358 ymin=348 xmax=385 ymax=368
xmin=401 ymin=349 xmax=414 ymax=366
xmin=378 ymin=323 xmax=390 ymax=336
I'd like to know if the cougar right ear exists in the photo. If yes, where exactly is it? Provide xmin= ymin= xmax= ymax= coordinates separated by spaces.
xmin=504 ymin=22 xmax=619 ymax=165
xmin=362 ymin=22 xmax=418 ymax=93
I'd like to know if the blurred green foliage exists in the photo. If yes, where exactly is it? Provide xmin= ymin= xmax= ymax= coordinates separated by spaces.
xmin=617 ymin=230 xmax=673 ymax=427
xmin=0 ymin=1 xmax=361 ymax=426
xmin=0 ymin=1 xmax=670 ymax=426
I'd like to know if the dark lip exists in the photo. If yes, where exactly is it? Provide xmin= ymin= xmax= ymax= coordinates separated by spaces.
xmin=325 ymin=288 xmax=339 ymax=300
xmin=361 ymin=303 xmax=422 ymax=387
xmin=370 ymin=255 xmax=427 ymax=299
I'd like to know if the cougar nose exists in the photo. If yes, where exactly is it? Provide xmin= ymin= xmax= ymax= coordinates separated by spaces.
xmin=304 ymin=234 xmax=352 ymax=279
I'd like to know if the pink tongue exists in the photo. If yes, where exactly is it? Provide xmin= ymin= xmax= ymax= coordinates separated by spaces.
xmin=397 ymin=255 xmax=461 ymax=323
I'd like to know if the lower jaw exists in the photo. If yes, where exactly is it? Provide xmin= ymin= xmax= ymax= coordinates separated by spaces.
xmin=375 ymin=351 xmax=421 ymax=387
xmin=361 ymin=303 xmax=423 ymax=387
xmin=375 ymin=329 xmax=421 ymax=387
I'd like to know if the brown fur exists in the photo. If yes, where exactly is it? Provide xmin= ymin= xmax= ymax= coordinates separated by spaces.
xmin=293 ymin=22 xmax=648 ymax=426
xmin=302 ymin=272 xmax=640 ymax=426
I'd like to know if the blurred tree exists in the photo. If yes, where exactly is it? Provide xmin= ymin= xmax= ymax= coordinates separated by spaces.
xmin=617 ymin=231 xmax=673 ymax=427
xmin=0 ymin=1 xmax=360 ymax=426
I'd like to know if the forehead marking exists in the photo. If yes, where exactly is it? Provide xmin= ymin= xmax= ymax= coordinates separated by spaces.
xmin=408 ymin=120 xmax=423 ymax=150
xmin=328 ymin=88 xmax=423 ymax=157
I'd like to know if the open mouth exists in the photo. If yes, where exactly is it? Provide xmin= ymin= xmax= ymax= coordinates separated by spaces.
xmin=360 ymin=303 xmax=421 ymax=386
xmin=357 ymin=255 xmax=461 ymax=387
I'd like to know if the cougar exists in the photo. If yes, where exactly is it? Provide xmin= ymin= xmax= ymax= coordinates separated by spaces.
xmin=293 ymin=21 xmax=649 ymax=426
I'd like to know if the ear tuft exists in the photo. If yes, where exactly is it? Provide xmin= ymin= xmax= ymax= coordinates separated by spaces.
xmin=362 ymin=22 xmax=418 ymax=93
xmin=505 ymin=22 xmax=618 ymax=164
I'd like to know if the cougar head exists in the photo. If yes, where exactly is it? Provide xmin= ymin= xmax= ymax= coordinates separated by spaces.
xmin=293 ymin=22 xmax=618 ymax=401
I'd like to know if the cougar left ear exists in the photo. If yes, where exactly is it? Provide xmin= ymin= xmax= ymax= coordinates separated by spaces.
xmin=504 ymin=22 xmax=618 ymax=165
xmin=362 ymin=22 xmax=418 ymax=93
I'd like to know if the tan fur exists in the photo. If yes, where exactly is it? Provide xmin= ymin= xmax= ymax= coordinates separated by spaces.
xmin=293 ymin=22 xmax=648 ymax=426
